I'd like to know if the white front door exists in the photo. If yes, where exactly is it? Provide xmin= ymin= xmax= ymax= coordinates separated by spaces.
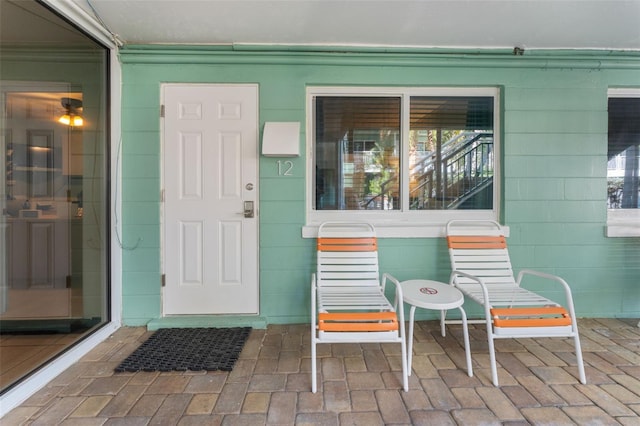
xmin=162 ymin=84 xmax=258 ymax=315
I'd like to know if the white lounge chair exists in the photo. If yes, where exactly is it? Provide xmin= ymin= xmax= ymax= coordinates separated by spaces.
xmin=310 ymin=222 xmax=408 ymax=393
xmin=446 ymin=219 xmax=586 ymax=386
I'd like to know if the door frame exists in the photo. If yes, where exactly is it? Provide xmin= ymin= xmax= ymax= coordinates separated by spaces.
xmin=160 ymin=83 xmax=260 ymax=316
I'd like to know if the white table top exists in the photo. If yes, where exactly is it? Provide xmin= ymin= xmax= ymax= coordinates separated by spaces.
xmin=401 ymin=279 xmax=464 ymax=310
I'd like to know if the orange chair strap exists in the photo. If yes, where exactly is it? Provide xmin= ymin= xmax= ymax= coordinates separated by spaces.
xmin=447 ymin=235 xmax=507 ymax=249
xmin=490 ymin=307 xmax=572 ymax=328
xmin=318 ymin=312 xmax=398 ymax=332
xmin=317 ymin=237 xmax=378 ymax=252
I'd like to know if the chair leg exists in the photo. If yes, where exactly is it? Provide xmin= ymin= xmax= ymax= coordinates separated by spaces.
xmin=407 ymin=306 xmax=416 ymax=377
xmin=486 ymin=328 xmax=499 ymax=386
xmin=400 ymin=335 xmax=409 ymax=392
xmin=458 ymin=306 xmax=473 ymax=377
xmin=311 ymin=325 xmax=317 ymax=393
xmin=573 ymin=333 xmax=587 ymax=384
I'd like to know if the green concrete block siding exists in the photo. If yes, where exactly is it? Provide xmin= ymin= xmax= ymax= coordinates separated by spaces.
xmin=121 ymin=131 xmax=161 ymax=155
xmin=121 ymin=272 xmax=160 ymax=296
xmin=505 ymin=133 xmax=605 ymax=156
xmin=118 ymin=47 xmax=640 ymax=325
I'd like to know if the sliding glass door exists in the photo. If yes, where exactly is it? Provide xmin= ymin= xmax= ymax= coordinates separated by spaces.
xmin=0 ymin=0 xmax=110 ymax=393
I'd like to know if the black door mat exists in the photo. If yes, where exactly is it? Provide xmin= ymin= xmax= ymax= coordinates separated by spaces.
xmin=115 ymin=327 xmax=251 ymax=373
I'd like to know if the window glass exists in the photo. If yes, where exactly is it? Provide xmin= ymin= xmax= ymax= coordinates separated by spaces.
xmin=1 ymin=0 xmax=110 ymax=394
xmin=315 ymin=97 xmax=400 ymax=210
xmin=608 ymin=97 xmax=640 ymax=209
xmin=409 ymin=97 xmax=493 ymax=210
xmin=312 ymin=90 xmax=495 ymax=216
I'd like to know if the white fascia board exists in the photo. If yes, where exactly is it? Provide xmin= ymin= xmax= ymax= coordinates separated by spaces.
xmin=41 ymin=0 xmax=119 ymax=48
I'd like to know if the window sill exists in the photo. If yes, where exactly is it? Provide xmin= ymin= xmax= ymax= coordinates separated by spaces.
xmin=606 ymin=209 xmax=640 ymax=237
xmin=302 ymin=220 xmax=509 ymax=239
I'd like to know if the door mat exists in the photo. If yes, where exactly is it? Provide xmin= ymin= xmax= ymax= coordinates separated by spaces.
xmin=115 ymin=327 xmax=251 ymax=373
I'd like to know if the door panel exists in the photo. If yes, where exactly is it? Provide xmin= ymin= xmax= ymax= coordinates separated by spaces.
xmin=163 ymin=84 xmax=258 ymax=315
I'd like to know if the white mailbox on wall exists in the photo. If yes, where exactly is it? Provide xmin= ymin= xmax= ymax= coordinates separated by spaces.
xmin=261 ymin=122 xmax=300 ymax=157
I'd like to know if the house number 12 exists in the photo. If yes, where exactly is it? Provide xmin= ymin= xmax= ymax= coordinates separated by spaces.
xmin=277 ymin=160 xmax=294 ymax=176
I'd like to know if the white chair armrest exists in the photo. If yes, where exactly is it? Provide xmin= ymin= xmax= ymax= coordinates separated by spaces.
xmin=311 ymin=273 xmax=317 ymax=327
xmin=517 ymin=269 xmax=570 ymax=292
xmin=449 ymin=269 xmax=493 ymax=323
xmin=449 ymin=270 xmax=491 ymax=306
xmin=517 ymin=269 xmax=577 ymax=315
xmin=382 ymin=273 xmax=405 ymax=325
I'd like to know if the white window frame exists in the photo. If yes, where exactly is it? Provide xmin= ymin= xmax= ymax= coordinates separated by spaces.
xmin=606 ymin=88 xmax=640 ymax=237
xmin=303 ymin=86 xmax=501 ymax=238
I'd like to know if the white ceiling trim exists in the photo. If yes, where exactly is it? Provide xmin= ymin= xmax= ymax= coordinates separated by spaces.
xmin=43 ymin=0 xmax=120 ymax=48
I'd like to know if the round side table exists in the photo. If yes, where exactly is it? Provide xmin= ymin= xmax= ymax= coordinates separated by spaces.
xmin=400 ymin=279 xmax=472 ymax=377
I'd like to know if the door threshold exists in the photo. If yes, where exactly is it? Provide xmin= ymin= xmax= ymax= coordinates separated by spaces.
xmin=147 ymin=315 xmax=267 ymax=330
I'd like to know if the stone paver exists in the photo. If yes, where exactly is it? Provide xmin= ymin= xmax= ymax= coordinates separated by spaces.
xmin=213 ymin=383 xmax=248 ymax=414
xmin=563 ymin=405 xmax=620 ymax=425
xmin=297 ymin=391 xmax=323 ymax=413
xmin=81 ymin=376 xmax=131 ymax=396
xmin=421 ymin=378 xmax=460 ymax=410
xmin=515 ymin=375 xmax=566 ymax=406
xmin=410 ymin=409 xmax=457 ymax=425
xmin=578 ymin=384 xmax=637 ymax=417
xmin=323 ymin=380 xmax=350 ymax=412
xmin=295 ymin=412 xmax=338 ymax=426
xmin=476 ymin=387 xmax=525 ymax=422
xmin=450 ymin=387 xmax=485 ymax=409
xmin=146 ymin=375 xmax=190 ymax=394
xmin=375 ymin=389 xmax=410 ymax=424
xmin=149 ymin=393 xmax=191 ymax=425
xmin=266 ymin=391 xmax=296 ymax=424
xmin=350 ymin=390 xmax=378 ymax=411
xmin=184 ymin=374 xmax=227 ymax=394
xmin=98 ymin=384 xmax=147 ymax=417
xmin=520 ymin=406 xmax=575 ymax=425
xmin=339 ymin=411 xmax=384 ymax=425
xmin=451 ymin=408 xmax=501 ymax=425
xmin=28 ymin=397 xmax=82 ymax=424
xmin=240 ymin=392 xmax=269 ymax=413
xmin=4 ymin=319 xmax=640 ymax=424
xmin=70 ymin=395 xmax=112 ymax=418
xmin=127 ymin=394 xmax=165 ymax=417
xmin=320 ymin=357 xmax=344 ymax=382
xmin=186 ymin=393 xmax=218 ymax=415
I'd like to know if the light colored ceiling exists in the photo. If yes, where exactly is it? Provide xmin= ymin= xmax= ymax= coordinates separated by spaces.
xmin=70 ymin=0 xmax=640 ymax=50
